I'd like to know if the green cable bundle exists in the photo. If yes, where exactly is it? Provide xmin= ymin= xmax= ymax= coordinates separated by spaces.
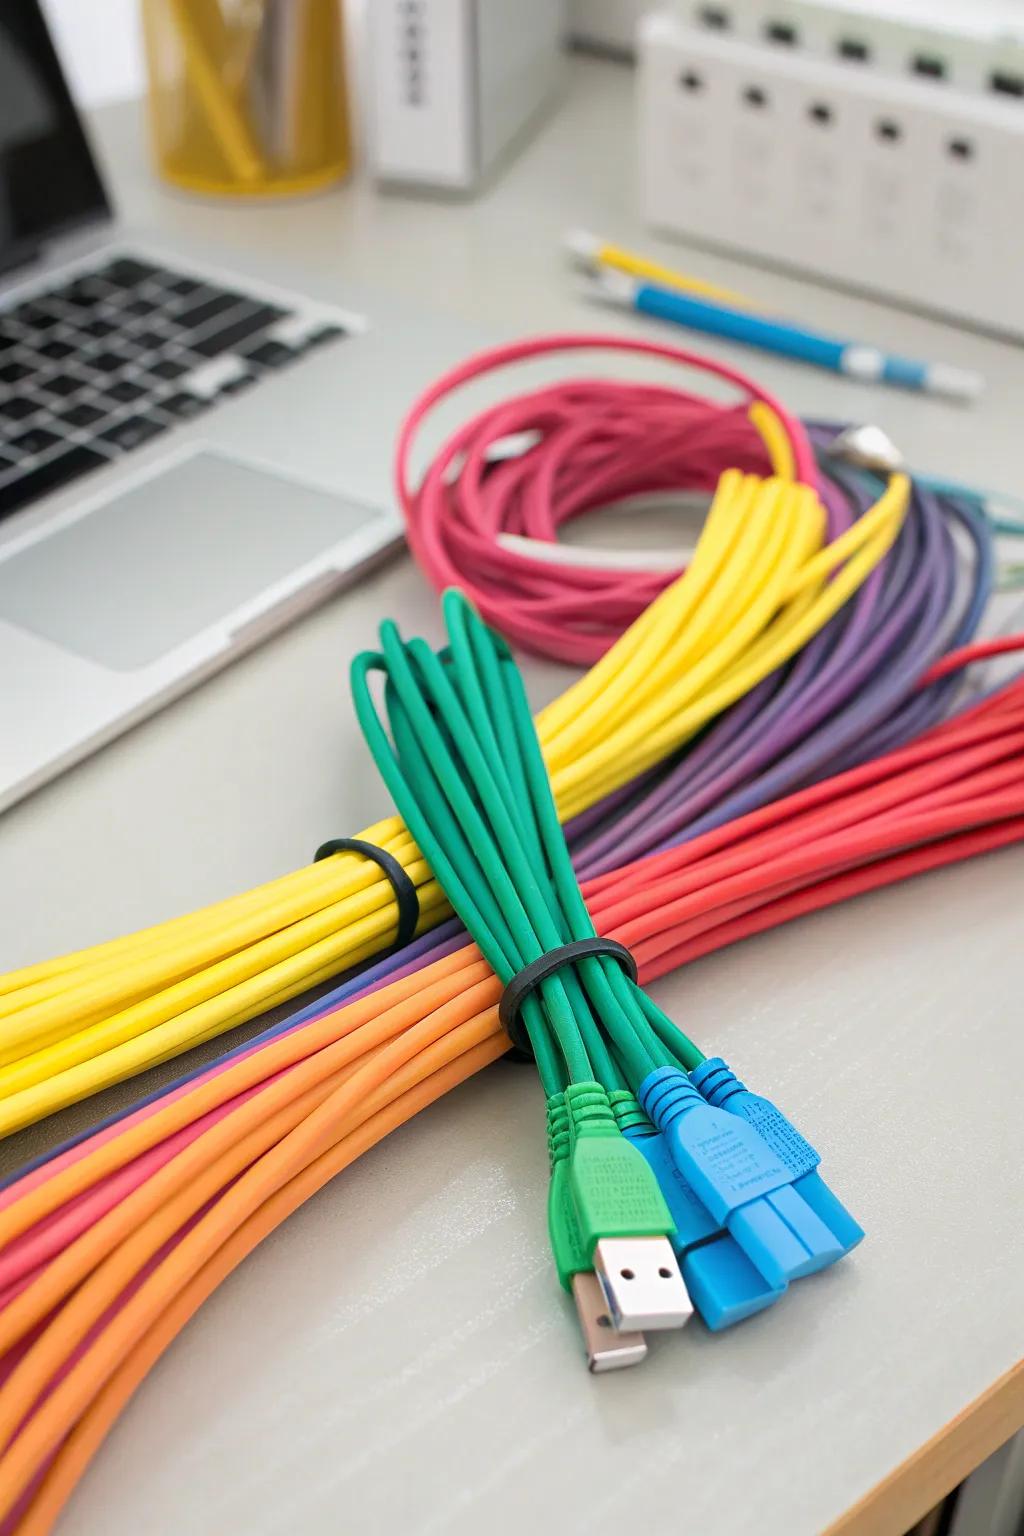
xmin=352 ymin=590 xmax=709 ymax=1358
xmin=352 ymin=589 xmax=706 ymax=1096
xmin=352 ymin=590 xmax=864 ymax=1368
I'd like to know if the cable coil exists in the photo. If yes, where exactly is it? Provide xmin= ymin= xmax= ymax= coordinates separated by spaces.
xmin=395 ymin=333 xmax=817 ymax=663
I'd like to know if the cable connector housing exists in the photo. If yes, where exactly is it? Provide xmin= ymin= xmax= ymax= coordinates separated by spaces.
xmin=564 ymin=1082 xmax=692 ymax=1330
xmin=639 ymin=1067 xmax=843 ymax=1287
xmin=690 ymin=1058 xmax=864 ymax=1260
xmin=548 ymin=1094 xmax=653 ymax=1364
xmin=625 ymin=1122 xmax=785 ymax=1329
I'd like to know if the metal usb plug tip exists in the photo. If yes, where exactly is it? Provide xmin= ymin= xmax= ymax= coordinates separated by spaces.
xmin=829 ymin=424 xmax=905 ymax=475
xmin=593 ymin=1237 xmax=695 ymax=1332
xmin=571 ymin=1272 xmax=647 ymax=1372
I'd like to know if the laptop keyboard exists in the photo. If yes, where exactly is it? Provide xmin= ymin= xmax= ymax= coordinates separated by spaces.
xmin=0 ymin=255 xmax=345 ymax=521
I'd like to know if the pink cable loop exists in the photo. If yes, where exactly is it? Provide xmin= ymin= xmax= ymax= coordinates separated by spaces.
xmin=394 ymin=332 xmax=816 ymax=664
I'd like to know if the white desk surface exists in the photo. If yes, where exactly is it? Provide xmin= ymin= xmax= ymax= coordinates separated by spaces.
xmin=1 ymin=55 xmax=1022 ymax=1536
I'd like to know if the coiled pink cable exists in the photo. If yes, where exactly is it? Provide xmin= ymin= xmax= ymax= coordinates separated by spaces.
xmin=394 ymin=333 xmax=816 ymax=664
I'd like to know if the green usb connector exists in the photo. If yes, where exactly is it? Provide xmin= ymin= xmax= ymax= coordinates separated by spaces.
xmin=547 ymin=1094 xmax=647 ymax=1371
xmin=565 ymin=1083 xmax=693 ymax=1333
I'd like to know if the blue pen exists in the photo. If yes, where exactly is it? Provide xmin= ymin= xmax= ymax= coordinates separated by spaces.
xmin=590 ymin=270 xmax=983 ymax=403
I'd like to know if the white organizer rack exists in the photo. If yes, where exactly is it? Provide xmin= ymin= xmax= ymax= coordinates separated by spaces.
xmin=638 ymin=10 xmax=1024 ymax=335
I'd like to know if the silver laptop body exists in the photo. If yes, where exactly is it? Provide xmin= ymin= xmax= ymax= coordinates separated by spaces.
xmin=0 ymin=2 xmax=467 ymax=812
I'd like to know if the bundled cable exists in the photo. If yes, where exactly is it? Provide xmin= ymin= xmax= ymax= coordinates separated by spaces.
xmin=351 ymin=592 xmax=866 ymax=1343
xmin=0 ymin=368 xmax=914 ymax=1134
xmin=3 ymin=343 xmax=1007 ymax=1142
xmin=6 ymin=624 xmax=1021 ymax=1204
xmin=6 ymin=327 xmax=1014 ymax=1140
xmin=569 ymin=426 xmax=994 ymax=868
xmin=1 ymin=332 xmax=1022 ymax=1536
xmin=0 ymin=606 xmax=1020 ymax=1533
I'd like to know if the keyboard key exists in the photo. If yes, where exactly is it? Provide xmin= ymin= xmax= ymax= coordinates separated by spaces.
xmin=306 ymin=324 xmax=346 ymax=346
xmin=221 ymin=372 xmax=257 ymax=395
xmin=77 ymin=317 xmax=118 ymax=340
xmin=191 ymin=304 xmax=287 ymax=359
xmin=174 ymin=290 xmax=248 ymax=332
xmin=159 ymin=391 xmax=206 ymax=419
xmin=0 ymin=445 xmax=106 ymax=520
xmin=98 ymin=415 xmax=166 ymax=451
xmin=87 ymin=350 xmax=129 ymax=373
xmin=9 ymin=426 xmax=59 ymax=457
xmin=59 ymin=401 xmax=107 ymax=429
xmin=36 ymin=338 xmax=77 ymax=360
xmin=0 ymin=257 xmax=339 ymax=517
xmin=121 ymin=296 xmax=159 ymax=318
xmin=15 ymin=303 xmax=60 ymax=331
xmin=145 ymin=356 xmax=189 ymax=382
xmin=104 ymin=378 xmax=147 ymax=404
xmin=66 ymin=275 xmax=112 ymax=301
xmin=0 ymin=397 xmax=39 ymax=422
xmin=130 ymin=329 xmax=168 ymax=352
xmin=178 ymin=356 xmax=249 ymax=398
xmin=61 ymin=282 xmax=103 ymax=310
xmin=241 ymin=340 xmax=295 ymax=369
xmin=99 ymin=258 xmax=160 ymax=287
xmin=39 ymin=373 xmax=88 ymax=400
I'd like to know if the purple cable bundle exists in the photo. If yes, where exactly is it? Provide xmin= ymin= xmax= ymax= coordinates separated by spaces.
xmin=566 ymin=434 xmax=993 ymax=874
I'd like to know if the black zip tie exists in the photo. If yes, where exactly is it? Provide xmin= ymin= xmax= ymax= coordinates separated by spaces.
xmin=499 ymin=937 xmax=638 ymax=1063
xmin=313 ymin=837 xmax=419 ymax=954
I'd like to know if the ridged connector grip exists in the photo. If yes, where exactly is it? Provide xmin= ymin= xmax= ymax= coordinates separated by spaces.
xmin=691 ymin=1059 xmax=820 ymax=1178
xmin=546 ymin=1093 xmax=571 ymax=1169
xmin=565 ymin=1081 xmax=617 ymax=1140
xmin=608 ymin=1088 xmax=652 ymax=1137
xmin=638 ymin=1063 xmax=706 ymax=1130
xmin=690 ymin=1056 xmax=748 ymax=1109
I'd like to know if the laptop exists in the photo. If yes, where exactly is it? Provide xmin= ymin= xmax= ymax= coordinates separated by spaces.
xmin=0 ymin=1 xmax=465 ymax=813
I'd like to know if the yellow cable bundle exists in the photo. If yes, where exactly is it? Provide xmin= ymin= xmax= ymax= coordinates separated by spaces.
xmin=0 ymin=468 xmax=909 ymax=1135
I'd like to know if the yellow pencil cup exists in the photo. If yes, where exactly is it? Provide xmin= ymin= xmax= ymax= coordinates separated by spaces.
xmin=141 ymin=0 xmax=350 ymax=198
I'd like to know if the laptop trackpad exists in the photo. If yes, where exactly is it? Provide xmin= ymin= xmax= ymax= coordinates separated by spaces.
xmin=0 ymin=452 xmax=382 ymax=671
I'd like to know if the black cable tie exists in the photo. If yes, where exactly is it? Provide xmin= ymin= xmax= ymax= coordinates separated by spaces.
xmin=499 ymin=937 xmax=638 ymax=1063
xmin=313 ymin=837 xmax=419 ymax=953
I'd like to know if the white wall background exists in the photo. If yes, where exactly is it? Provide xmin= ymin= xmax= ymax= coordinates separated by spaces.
xmin=41 ymin=0 xmax=1015 ymax=109
xmin=40 ymin=0 xmax=145 ymax=105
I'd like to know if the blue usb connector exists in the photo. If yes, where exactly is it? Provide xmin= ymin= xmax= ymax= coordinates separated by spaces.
xmin=690 ymin=1058 xmax=864 ymax=1259
xmin=623 ymin=1122 xmax=785 ymax=1330
xmin=638 ymin=1067 xmax=844 ymax=1288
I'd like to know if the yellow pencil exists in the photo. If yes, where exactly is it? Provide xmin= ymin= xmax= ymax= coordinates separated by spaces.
xmin=166 ymin=0 xmax=266 ymax=184
xmin=564 ymin=229 xmax=760 ymax=311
